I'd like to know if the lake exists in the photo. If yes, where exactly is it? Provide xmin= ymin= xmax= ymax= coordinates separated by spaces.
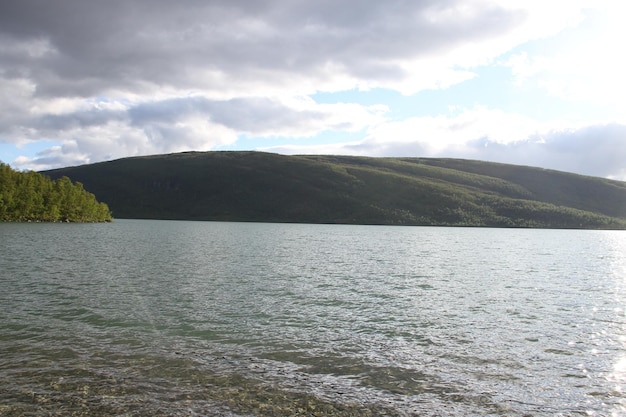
xmin=1 ymin=219 xmax=625 ymax=416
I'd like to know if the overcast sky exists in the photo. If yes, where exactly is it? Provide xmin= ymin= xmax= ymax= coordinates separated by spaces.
xmin=1 ymin=0 xmax=625 ymax=180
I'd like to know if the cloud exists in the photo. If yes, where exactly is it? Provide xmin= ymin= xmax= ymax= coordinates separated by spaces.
xmin=1 ymin=0 xmax=618 ymax=179
xmin=0 ymin=0 xmax=583 ymax=98
xmin=9 ymin=95 xmax=386 ymax=169
xmin=263 ymin=108 xmax=626 ymax=181
xmin=128 ymin=96 xmax=387 ymax=137
xmin=502 ymin=3 xmax=626 ymax=113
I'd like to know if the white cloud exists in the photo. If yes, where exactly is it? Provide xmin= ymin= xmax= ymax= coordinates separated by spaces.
xmin=503 ymin=3 xmax=626 ymax=113
xmin=262 ymin=108 xmax=626 ymax=180
xmin=264 ymin=106 xmax=544 ymax=155
xmin=363 ymin=106 xmax=543 ymax=151
xmin=9 ymin=95 xmax=387 ymax=169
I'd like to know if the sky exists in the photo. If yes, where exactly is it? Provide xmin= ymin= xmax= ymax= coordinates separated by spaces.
xmin=1 ymin=0 xmax=625 ymax=180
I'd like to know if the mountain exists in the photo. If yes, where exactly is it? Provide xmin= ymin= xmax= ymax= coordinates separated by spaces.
xmin=42 ymin=151 xmax=626 ymax=229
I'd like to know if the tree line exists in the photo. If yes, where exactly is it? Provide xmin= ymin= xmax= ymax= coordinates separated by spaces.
xmin=0 ymin=162 xmax=112 ymax=222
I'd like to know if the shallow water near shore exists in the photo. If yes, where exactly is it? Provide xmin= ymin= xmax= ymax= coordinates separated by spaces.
xmin=1 ymin=219 xmax=626 ymax=416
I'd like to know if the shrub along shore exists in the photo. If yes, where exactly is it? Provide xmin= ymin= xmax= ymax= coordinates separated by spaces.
xmin=0 ymin=162 xmax=112 ymax=223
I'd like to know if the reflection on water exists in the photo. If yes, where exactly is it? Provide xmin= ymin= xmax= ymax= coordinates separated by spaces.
xmin=607 ymin=232 xmax=626 ymax=416
xmin=612 ymin=359 xmax=626 ymax=417
xmin=1 ymin=220 xmax=626 ymax=416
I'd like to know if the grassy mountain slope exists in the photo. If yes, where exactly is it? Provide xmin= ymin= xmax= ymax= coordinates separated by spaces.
xmin=42 ymin=151 xmax=626 ymax=229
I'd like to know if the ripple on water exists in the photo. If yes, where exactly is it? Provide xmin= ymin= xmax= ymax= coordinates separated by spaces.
xmin=1 ymin=221 xmax=626 ymax=416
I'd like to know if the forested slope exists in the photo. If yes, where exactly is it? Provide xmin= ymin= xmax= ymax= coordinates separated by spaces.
xmin=0 ymin=163 xmax=112 ymax=222
xmin=42 ymin=151 xmax=626 ymax=229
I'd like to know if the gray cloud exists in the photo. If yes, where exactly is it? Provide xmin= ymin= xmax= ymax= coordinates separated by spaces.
xmin=126 ymin=97 xmax=326 ymax=133
xmin=1 ymin=0 xmax=526 ymax=167
xmin=470 ymin=124 xmax=626 ymax=180
xmin=35 ymin=108 xmax=126 ymax=132
xmin=0 ymin=0 xmax=525 ymax=97
xmin=3 ymin=0 xmax=615 ymax=181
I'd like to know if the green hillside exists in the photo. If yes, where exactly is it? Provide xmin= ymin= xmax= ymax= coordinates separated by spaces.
xmin=42 ymin=151 xmax=626 ymax=229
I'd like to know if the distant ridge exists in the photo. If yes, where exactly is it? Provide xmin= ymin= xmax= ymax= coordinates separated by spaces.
xmin=42 ymin=151 xmax=626 ymax=229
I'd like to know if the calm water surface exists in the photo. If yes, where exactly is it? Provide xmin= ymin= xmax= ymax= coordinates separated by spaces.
xmin=1 ymin=220 xmax=626 ymax=416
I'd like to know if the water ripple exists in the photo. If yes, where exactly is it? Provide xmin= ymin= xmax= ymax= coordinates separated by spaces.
xmin=1 ymin=221 xmax=625 ymax=416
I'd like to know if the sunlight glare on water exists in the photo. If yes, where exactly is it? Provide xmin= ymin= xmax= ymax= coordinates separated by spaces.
xmin=605 ymin=231 xmax=626 ymax=416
